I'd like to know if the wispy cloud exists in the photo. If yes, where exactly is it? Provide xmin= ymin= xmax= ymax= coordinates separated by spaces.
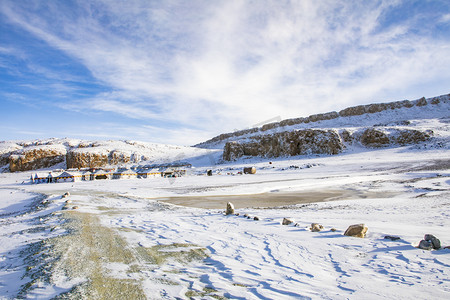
xmin=1 ymin=0 xmax=449 ymax=144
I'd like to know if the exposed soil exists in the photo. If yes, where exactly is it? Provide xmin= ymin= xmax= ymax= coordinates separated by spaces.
xmin=159 ymin=189 xmax=397 ymax=209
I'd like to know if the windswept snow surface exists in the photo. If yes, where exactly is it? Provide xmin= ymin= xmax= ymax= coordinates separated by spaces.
xmin=0 ymin=146 xmax=449 ymax=299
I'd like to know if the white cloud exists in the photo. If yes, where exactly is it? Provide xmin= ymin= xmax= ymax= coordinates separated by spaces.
xmin=1 ymin=0 xmax=450 ymax=144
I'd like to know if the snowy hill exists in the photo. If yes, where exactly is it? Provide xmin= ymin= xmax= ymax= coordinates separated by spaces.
xmin=1 ymin=93 xmax=449 ymax=172
xmin=195 ymin=93 xmax=450 ymax=150
xmin=0 ymin=138 xmax=219 ymax=172
xmin=194 ymin=93 xmax=450 ymax=161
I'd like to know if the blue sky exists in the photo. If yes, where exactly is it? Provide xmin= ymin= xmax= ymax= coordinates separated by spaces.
xmin=1 ymin=0 xmax=449 ymax=145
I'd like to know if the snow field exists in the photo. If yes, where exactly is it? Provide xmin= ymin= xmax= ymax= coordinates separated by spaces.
xmin=0 ymin=145 xmax=449 ymax=298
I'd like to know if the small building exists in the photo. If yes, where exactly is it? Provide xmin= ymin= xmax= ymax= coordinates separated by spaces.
xmin=55 ymin=171 xmax=82 ymax=183
xmin=161 ymin=167 xmax=175 ymax=177
xmin=81 ymin=171 xmax=93 ymax=181
xmin=92 ymin=169 xmax=112 ymax=180
xmin=137 ymin=168 xmax=162 ymax=178
xmin=112 ymin=169 xmax=137 ymax=180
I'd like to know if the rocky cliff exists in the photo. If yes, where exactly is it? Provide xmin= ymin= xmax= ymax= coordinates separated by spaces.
xmin=195 ymin=94 xmax=449 ymax=149
xmin=8 ymin=145 xmax=67 ymax=172
xmin=222 ymin=128 xmax=433 ymax=161
xmin=0 ymin=139 xmax=211 ymax=172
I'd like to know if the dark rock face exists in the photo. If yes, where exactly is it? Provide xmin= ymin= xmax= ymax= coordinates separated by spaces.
xmin=360 ymin=129 xmax=390 ymax=147
xmin=223 ymin=129 xmax=344 ymax=160
xmin=394 ymin=129 xmax=432 ymax=145
xmin=9 ymin=146 xmax=66 ymax=172
xmin=360 ymin=128 xmax=432 ymax=148
xmin=223 ymin=141 xmax=245 ymax=161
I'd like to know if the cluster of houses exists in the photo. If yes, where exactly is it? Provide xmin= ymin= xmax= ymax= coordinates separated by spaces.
xmin=30 ymin=164 xmax=190 ymax=184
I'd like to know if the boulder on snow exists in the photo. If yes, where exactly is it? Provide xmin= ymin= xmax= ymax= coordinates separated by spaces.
xmin=422 ymin=234 xmax=441 ymax=250
xmin=226 ymin=202 xmax=235 ymax=215
xmin=253 ymin=216 xmax=260 ymax=221
xmin=310 ymin=223 xmax=324 ymax=232
xmin=344 ymin=224 xmax=368 ymax=238
xmin=243 ymin=167 xmax=256 ymax=174
xmin=282 ymin=218 xmax=294 ymax=225
xmin=384 ymin=235 xmax=401 ymax=241
xmin=418 ymin=240 xmax=433 ymax=250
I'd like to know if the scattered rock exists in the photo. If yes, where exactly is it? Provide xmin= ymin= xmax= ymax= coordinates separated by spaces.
xmin=444 ymin=246 xmax=450 ymax=250
xmin=423 ymin=234 xmax=441 ymax=250
xmin=226 ymin=202 xmax=235 ymax=215
xmin=282 ymin=218 xmax=294 ymax=225
xmin=244 ymin=214 xmax=249 ymax=218
xmin=418 ymin=240 xmax=433 ymax=250
xmin=253 ymin=216 xmax=260 ymax=221
xmin=344 ymin=224 xmax=368 ymax=238
xmin=235 ymin=213 xmax=240 ymax=216
xmin=384 ymin=235 xmax=401 ymax=241
xmin=310 ymin=223 xmax=324 ymax=232
xmin=207 ymin=170 xmax=213 ymax=176
xmin=330 ymin=228 xmax=337 ymax=232
xmin=243 ymin=167 xmax=256 ymax=174
xmin=65 ymin=200 xmax=72 ymax=204
xmin=72 ymin=206 xmax=79 ymax=210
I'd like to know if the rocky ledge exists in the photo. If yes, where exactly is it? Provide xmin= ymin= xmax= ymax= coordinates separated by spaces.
xmin=223 ymin=128 xmax=433 ymax=161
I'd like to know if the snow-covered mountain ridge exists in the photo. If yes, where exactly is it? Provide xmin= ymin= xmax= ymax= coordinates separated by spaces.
xmin=195 ymin=93 xmax=450 ymax=150
xmin=193 ymin=93 xmax=450 ymax=161
xmin=0 ymin=139 xmax=216 ymax=172
xmin=1 ymin=93 xmax=449 ymax=171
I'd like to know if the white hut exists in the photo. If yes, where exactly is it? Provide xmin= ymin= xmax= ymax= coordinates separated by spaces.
xmin=92 ymin=169 xmax=112 ymax=180
xmin=112 ymin=169 xmax=137 ymax=180
xmin=137 ymin=168 xmax=162 ymax=178
xmin=81 ymin=171 xmax=92 ymax=181
xmin=55 ymin=171 xmax=82 ymax=183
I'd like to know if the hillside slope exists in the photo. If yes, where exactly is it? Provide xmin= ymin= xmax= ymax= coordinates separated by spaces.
xmin=195 ymin=94 xmax=449 ymax=149
xmin=0 ymin=139 xmax=217 ymax=172
xmin=194 ymin=94 xmax=450 ymax=161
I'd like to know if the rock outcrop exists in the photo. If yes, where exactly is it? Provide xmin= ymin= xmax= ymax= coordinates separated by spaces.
xmin=222 ymin=127 xmax=433 ymax=160
xmin=360 ymin=129 xmax=390 ymax=147
xmin=223 ymin=129 xmax=344 ymax=160
xmin=1 ymin=139 xmax=210 ymax=172
xmin=66 ymin=149 xmax=109 ymax=169
xmin=195 ymin=94 xmax=449 ymax=149
xmin=9 ymin=145 xmax=66 ymax=172
xmin=360 ymin=128 xmax=432 ymax=148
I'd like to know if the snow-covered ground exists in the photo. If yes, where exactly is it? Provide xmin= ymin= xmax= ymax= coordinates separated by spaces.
xmin=0 ymin=144 xmax=449 ymax=299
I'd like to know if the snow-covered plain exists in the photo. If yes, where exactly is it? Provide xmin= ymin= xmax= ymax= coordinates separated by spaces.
xmin=0 ymin=144 xmax=449 ymax=299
